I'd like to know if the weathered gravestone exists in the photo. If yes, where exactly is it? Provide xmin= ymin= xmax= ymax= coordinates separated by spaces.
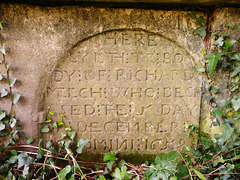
xmin=0 ymin=4 xmax=208 ymax=160
xmin=44 ymin=30 xmax=202 ymax=154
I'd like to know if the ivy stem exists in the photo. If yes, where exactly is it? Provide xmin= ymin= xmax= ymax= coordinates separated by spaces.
xmin=1 ymin=46 xmax=13 ymax=113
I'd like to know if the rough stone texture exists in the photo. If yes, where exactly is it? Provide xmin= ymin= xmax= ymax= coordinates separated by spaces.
xmin=0 ymin=4 xmax=206 ymax=158
xmin=45 ymin=30 xmax=202 ymax=154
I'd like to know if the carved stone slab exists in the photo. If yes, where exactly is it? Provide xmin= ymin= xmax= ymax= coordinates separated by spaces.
xmin=0 ymin=4 xmax=206 ymax=157
xmin=44 ymin=30 xmax=202 ymax=154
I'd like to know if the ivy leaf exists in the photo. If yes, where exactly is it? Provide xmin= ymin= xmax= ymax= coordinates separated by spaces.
xmin=210 ymin=87 xmax=219 ymax=94
xmin=144 ymin=167 xmax=154 ymax=178
xmin=8 ymin=150 xmax=18 ymax=164
xmin=64 ymin=140 xmax=72 ymax=148
xmin=58 ymin=140 xmax=64 ymax=153
xmin=213 ymin=156 xmax=225 ymax=167
xmin=9 ymin=118 xmax=17 ymax=128
xmin=207 ymin=53 xmax=221 ymax=74
xmin=197 ymin=16 xmax=207 ymax=24
xmin=9 ymin=78 xmax=16 ymax=87
xmin=58 ymin=165 xmax=71 ymax=179
xmin=46 ymin=140 xmax=52 ymax=149
xmin=49 ymin=110 xmax=54 ymax=116
xmin=219 ymin=124 xmax=234 ymax=144
xmin=13 ymin=93 xmax=20 ymax=104
xmin=65 ymin=125 xmax=71 ymax=131
xmin=192 ymin=169 xmax=207 ymax=180
xmin=104 ymin=149 xmax=118 ymax=162
xmin=23 ymin=165 xmax=29 ymax=178
xmin=77 ymin=139 xmax=90 ymax=154
xmin=1 ymin=88 xmax=8 ymax=97
xmin=205 ymin=84 xmax=212 ymax=90
xmin=61 ymin=132 xmax=66 ymax=139
xmin=232 ymin=53 xmax=240 ymax=60
xmin=0 ymin=22 xmax=3 ymax=30
xmin=230 ymin=67 xmax=240 ymax=78
xmin=41 ymin=125 xmax=50 ymax=133
xmin=99 ymin=175 xmax=106 ymax=180
xmin=176 ymin=165 xmax=189 ymax=180
xmin=224 ymin=40 xmax=236 ymax=51
xmin=238 ymin=26 xmax=240 ymax=31
xmin=112 ymin=166 xmax=132 ymax=180
xmin=57 ymin=120 xmax=63 ymax=127
xmin=205 ymin=53 xmax=214 ymax=61
xmin=187 ymin=11 xmax=196 ymax=20
xmin=17 ymin=152 xmax=33 ymax=169
xmin=214 ymin=36 xmax=224 ymax=47
xmin=232 ymin=98 xmax=240 ymax=111
xmin=16 ymin=124 xmax=22 ymax=130
xmin=0 ymin=74 xmax=3 ymax=81
xmin=197 ymin=67 xmax=205 ymax=73
xmin=153 ymin=151 xmax=179 ymax=180
xmin=133 ymin=176 xmax=140 ymax=180
xmin=0 ymin=43 xmax=6 ymax=55
xmin=0 ymin=122 xmax=5 ymax=131
xmin=112 ymin=167 xmax=122 ymax=180
xmin=26 ymin=136 xmax=34 ymax=144
xmin=45 ymin=116 xmax=51 ymax=123
xmin=195 ymin=25 xmax=207 ymax=38
xmin=0 ymin=110 xmax=6 ymax=120
xmin=52 ymin=122 xmax=57 ymax=128
xmin=38 ymin=138 xmax=46 ymax=155
xmin=201 ymin=137 xmax=213 ymax=149
xmin=1 ymin=129 xmax=9 ymax=136
xmin=68 ymin=131 xmax=76 ymax=140
xmin=205 ymin=95 xmax=213 ymax=102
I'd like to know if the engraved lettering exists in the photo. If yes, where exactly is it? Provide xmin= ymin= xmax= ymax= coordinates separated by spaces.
xmin=54 ymin=70 xmax=63 ymax=82
xmin=122 ymin=32 xmax=130 ymax=45
xmin=135 ymin=33 xmax=144 ymax=46
xmin=84 ymin=104 xmax=95 ymax=115
xmin=148 ymin=34 xmax=157 ymax=46
xmin=90 ymin=122 xmax=101 ymax=132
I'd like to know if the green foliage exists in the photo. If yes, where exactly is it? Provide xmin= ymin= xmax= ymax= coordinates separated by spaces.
xmin=13 ymin=93 xmax=20 ymax=104
xmin=25 ymin=136 xmax=34 ymax=144
xmin=144 ymin=151 xmax=179 ymax=180
xmin=40 ymin=124 xmax=50 ymax=133
xmin=192 ymin=169 xmax=206 ymax=180
xmin=104 ymin=149 xmax=118 ymax=171
xmin=206 ymin=52 xmax=222 ymax=74
xmin=77 ymin=139 xmax=89 ymax=154
xmin=187 ymin=11 xmax=196 ymax=20
xmin=9 ymin=77 xmax=16 ymax=87
xmin=112 ymin=165 xmax=132 ymax=180
xmin=179 ymin=11 xmax=240 ymax=180
xmin=58 ymin=165 xmax=72 ymax=179
xmin=1 ymin=88 xmax=8 ymax=97
xmin=195 ymin=25 xmax=207 ymax=38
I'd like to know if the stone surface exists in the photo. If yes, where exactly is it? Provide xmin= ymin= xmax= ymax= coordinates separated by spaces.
xmin=45 ymin=30 xmax=202 ymax=154
xmin=0 ymin=4 xmax=206 ymax=158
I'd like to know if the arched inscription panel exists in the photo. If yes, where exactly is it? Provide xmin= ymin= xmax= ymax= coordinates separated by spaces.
xmin=44 ymin=30 xmax=202 ymax=154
